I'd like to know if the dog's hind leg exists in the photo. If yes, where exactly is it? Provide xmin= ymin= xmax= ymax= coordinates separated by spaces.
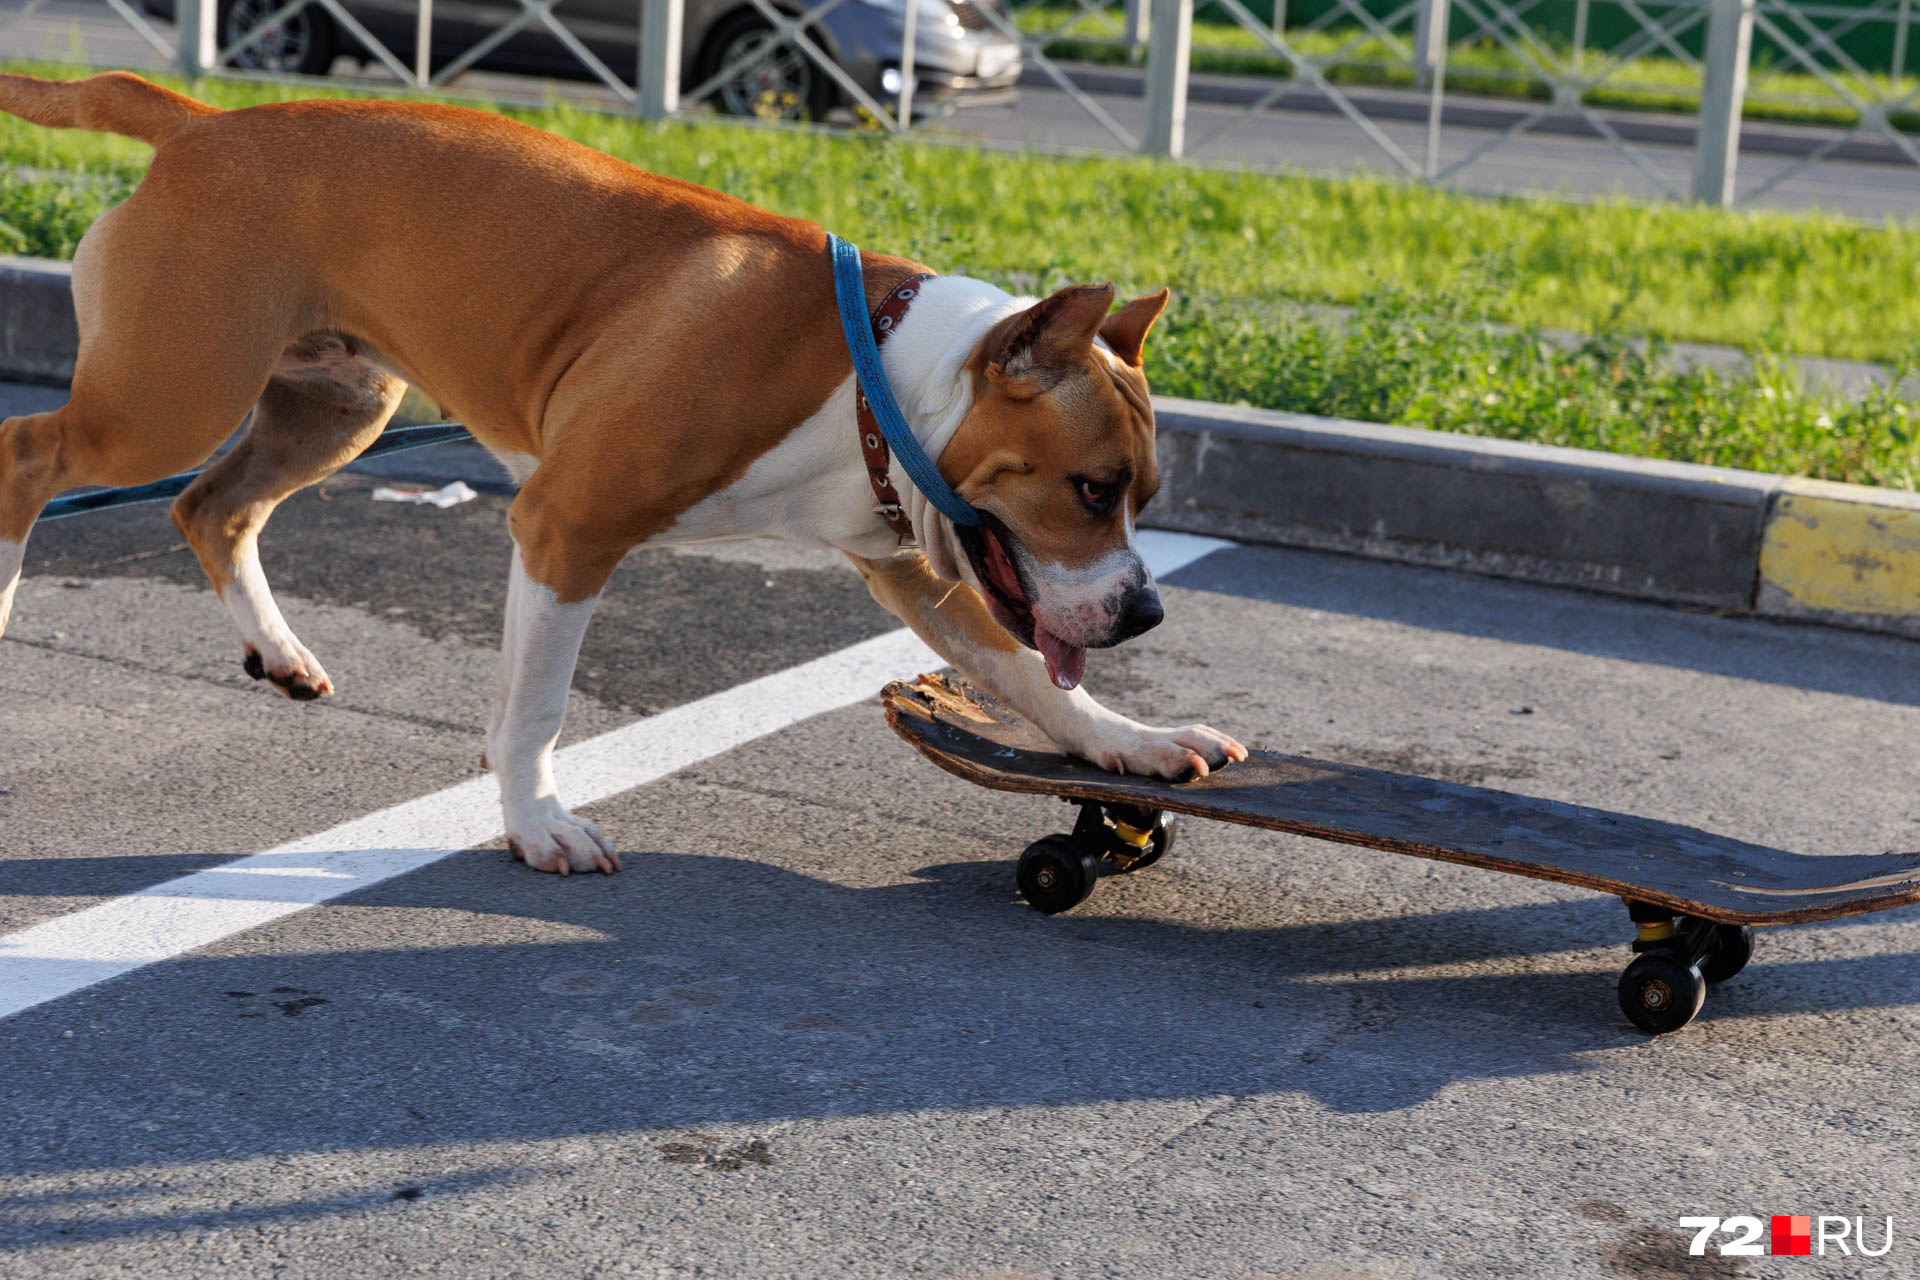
xmin=0 ymin=525 xmax=20 ymax=635
xmin=2 ymin=198 xmax=286 ymax=639
xmin=170 ymin=343 xmax=406 ymax=700
xmin=0 ymin=390 xmax=262 ymax=639
xmin=0 ymin=409 xmax=67 ymax=636
xmin=0 ymin=408 xmax=74 ymax=637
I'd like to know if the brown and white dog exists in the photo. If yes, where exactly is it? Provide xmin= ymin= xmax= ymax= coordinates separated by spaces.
xmin=0 ymin=72 xmax=1245 ymax=873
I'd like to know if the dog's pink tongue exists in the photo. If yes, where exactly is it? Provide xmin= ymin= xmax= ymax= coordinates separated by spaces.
xmin=1036 ymin=625 xmax=1086 ymax=691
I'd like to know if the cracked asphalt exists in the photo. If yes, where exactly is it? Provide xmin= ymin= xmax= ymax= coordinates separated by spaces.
xmin=4 ymin=392 xmax=1920 ymax=1278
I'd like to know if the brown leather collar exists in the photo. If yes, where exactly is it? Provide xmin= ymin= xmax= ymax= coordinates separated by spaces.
xmin=858 ymin=272 xmax=936 ymax=546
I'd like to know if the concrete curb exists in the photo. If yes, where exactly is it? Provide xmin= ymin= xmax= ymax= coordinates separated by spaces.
xmin=0 ymin=255 xmax=80 ymax=386
xmin=1151 ymin=399 xmax=1920 ymax=639
xmin=1 ymin=255 xmax=1913 ymax=639
xmin=1755 ymin=479 xmax=1920 ymax=635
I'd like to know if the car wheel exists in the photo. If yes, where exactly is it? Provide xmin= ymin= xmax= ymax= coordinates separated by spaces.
xmin=700 ymin=12 xmax=837 ymax=123
xmin=220 ymin=0 xmax=338 ymax=77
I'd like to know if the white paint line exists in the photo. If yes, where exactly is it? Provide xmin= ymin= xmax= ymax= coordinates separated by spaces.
xmin=0 ymin=537 xmax=1227 ymax=1020
xmin=0 ymin=629 xmax=936 ymax=1021
xmin=1135 ymin=529 xmax=1233 ymax=580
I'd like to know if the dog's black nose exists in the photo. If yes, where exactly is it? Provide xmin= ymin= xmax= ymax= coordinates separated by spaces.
xmin=1114 ymin=585 xmax=1164 ymax=642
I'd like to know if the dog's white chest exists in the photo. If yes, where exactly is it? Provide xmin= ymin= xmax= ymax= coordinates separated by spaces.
xmin=654 ymin=375 xmax=900 ymax=559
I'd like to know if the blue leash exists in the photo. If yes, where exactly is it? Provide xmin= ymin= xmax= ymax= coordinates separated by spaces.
xmin=828 ymin=234 xmax=980 ymax=529
xmin=39 ymin=423 xmax=475 ymax=522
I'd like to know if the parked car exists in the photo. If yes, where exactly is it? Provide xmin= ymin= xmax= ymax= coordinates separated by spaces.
xmin=142 ymin=0 xmax=1022 ymax=122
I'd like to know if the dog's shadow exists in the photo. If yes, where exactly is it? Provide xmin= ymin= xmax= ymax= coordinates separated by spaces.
xmin=8 ymin=841 xmax=1920 ymax=1250
xmin=9 ymin=841 xmax=1920 ymax=1193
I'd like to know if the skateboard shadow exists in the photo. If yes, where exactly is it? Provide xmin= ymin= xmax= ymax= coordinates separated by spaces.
xmin=8 ymin=842 xmax=1920 ymax=1239
xmin=1165 ymin=543 xmax=1920 ymax=709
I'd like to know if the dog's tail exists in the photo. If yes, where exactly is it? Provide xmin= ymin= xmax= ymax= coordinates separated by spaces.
xmin=0 ymin=71 xmax=218 ymax=147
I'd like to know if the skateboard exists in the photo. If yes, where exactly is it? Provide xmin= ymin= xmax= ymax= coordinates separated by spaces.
xmin=883 ymin=674 xmax=1920 ymax=1034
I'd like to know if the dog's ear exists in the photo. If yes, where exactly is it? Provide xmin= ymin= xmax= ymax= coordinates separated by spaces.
xmin=985 ymin=283 xmax=1115 ymax=396
xmin=1099 ymin=289 xmax=1170 ymax=367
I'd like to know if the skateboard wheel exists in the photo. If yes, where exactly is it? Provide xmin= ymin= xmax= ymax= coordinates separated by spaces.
xmin=1695 ymin=922 xmax=1754 ymax=984
xmin=1618 ymin=953 xmax=1707 ymax=1034
xmin=1016 ymin=835 xmax=1100 ymax=915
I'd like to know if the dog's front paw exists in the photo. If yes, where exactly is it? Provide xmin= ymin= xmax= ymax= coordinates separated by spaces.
xmin=1083 ymin=721 xmax=1248 ymax=780
xmin=506 ymin=798 xmax=621 ymax=875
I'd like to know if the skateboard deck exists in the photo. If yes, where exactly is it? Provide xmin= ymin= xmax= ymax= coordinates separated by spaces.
xmin=883 ymin=674 xmax=1920 ymax=927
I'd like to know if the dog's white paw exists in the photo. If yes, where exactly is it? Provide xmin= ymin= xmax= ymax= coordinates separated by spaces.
xmin=1082 ymin=720 xmax=1248 ymax=780
xmin=506 ymin=797 xmax=621 ymax=876
xmin=243 ymin=636 xmax=333 ymax=702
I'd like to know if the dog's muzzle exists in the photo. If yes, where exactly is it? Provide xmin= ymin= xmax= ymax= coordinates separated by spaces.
xmin=1110 ymin=583 xmax=1164 ymax=644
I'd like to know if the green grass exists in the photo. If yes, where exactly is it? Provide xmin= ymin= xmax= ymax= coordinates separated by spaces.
xmin=1155 ymin=281 xmax=1919 ymax=489
xmin=1021 ymin=7 xmax=1920 ymax=133
xmin=0 ymin=62 xmax=1914 ymax=488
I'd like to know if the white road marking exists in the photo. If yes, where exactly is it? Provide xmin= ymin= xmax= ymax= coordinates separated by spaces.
xmin=1134 ymin=529 xmax=1231 ymax=578
xmin=0 ymin=530 xmax=1230 ymax=1020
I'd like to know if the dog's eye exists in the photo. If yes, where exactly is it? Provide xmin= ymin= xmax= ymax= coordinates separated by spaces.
xmin=1075 ymin=478 xmax=1117 ymax=514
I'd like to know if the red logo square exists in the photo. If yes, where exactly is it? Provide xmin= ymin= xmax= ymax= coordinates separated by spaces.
xmin=1772 ymin=1215 xmax=1812 ymax=1256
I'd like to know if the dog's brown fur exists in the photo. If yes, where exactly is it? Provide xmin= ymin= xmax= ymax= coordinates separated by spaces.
xmin=0 ymin=72 xmax=926 ymax=606
xmin=0 ymin=73 xmax=1245 ymax=874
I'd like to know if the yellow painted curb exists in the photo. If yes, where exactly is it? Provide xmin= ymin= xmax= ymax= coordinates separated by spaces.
xmin=1758 ymin=480 xmax=1920 ymax=621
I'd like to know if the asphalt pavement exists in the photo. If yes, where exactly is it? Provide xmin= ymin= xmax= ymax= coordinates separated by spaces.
xmin=3 ymin=379 xmax=1920 ymax=1277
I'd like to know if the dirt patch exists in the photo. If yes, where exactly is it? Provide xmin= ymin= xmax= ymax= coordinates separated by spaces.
xmin=659 ymin=1135 xmax=774 ymax=1172
xmin=1603 ymin=1226 xmax=1754 ymax=1280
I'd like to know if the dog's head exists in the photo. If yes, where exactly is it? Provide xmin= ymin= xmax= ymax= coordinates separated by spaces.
xmin=938 ymin=283 xmax=1170 ymax=692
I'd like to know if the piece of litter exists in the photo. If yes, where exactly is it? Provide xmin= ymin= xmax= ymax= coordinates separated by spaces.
xmin=370 ymin=481 xmax=478 ymax=508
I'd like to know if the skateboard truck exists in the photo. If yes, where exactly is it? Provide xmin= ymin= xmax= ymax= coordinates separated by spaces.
xmin=1617 ymin=899 xmax=1755 ymax=1033
xmin=1087 ymin=802 xmax=1165 ymax=871
xmin=1014 ymin=801 xmax=1180 ymax=913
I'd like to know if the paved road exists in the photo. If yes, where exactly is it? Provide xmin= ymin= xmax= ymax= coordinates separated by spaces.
xmin=938 ymin=74 xmax=1920 ymax=219
xmin=7 ymin=0 xmax=1920 ymax=217
xmin=4 ymin=371 xmax=1920 ymax=1276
